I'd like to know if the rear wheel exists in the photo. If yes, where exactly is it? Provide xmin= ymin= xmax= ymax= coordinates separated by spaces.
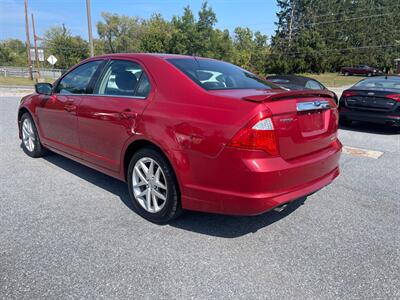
xmin=20 ymin=113 xmax=47 ymax=158
xmin=127 ymin=147 xmax=182 ymax=224
xmin=367 ymin=72 xmax=372 ymax=77
xmin=344 ymin=71 xmax=350 ymax=76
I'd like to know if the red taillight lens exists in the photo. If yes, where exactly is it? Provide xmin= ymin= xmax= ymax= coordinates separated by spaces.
xmin=342 ymin=90 xmax=357 ymax=98
xmin=228 ymin=110 xmax=279 ymax=156
xmin=386 ymin=94 xmax=400 ymax=102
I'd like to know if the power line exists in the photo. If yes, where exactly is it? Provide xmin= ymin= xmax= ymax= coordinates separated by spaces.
xmin=308 ymin=12 xmax=397 ymax=26
xmin=311 ymin=4 xmax=400 ymax=19
xmin=281 ymin=44 xmax=400 ymax=56
xmin=238 ymin=6 xmax=400 ymax=29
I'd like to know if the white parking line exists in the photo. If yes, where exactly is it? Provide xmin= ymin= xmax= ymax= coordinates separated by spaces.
xmin=342 ymin=146 xmax=384 ymax=159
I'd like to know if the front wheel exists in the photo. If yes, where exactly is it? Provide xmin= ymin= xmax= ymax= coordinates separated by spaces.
xmin=20 ymin=113 xmax=47 ymax=158
xmin=127 ymin=147 xmax=182 ymax=224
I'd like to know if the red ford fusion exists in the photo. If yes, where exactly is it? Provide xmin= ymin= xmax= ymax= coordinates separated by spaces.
xmin=18 ymin=54 xmax=342 ymax=223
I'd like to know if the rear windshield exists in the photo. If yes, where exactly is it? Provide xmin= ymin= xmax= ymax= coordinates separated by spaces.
xmin=354 ymin=77 xmax=400 ymax=92
xmin=167 ymin=58 xmax=276 ymax=90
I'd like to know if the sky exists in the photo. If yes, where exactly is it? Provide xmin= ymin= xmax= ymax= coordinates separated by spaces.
xmin=0 ymin=0 xmax=278 ymax=42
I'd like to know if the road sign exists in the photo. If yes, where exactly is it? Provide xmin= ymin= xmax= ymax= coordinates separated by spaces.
xmin=30 ymin=49 xmax=44 ymax=61
xmin=47 ymin=55 xmax=58 ymax=65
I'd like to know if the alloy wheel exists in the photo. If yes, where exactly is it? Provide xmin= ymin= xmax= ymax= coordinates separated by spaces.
xmin=132 ymin=157 xmax=168 ymax=213
xmin=22 ymin=118 xmax=35 ymax=152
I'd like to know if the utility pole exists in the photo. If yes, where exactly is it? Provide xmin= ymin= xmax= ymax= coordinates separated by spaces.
xmin=31 ymin=13 xmax=41 ymax=79
xmin=24 ymin=0 xmax=33 ymax=80
xmin=86 ymin=0 xmax=94 ymax=57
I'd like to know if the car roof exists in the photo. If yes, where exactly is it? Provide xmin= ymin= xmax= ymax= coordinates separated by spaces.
xmin=88 ymin=53 xmax=215 ymax=61
xmin=359 ymin=75 xmax=400 ymax=80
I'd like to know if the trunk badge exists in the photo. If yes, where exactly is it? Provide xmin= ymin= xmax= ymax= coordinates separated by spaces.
xmin=280 ymin=117 xmax=294 ymax=123
xmin=368 ymin=92 xmax=375 ymax=96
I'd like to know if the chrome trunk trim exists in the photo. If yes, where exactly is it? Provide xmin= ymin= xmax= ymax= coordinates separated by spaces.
xmin=297 ymin=100 xmax=330 ymax=112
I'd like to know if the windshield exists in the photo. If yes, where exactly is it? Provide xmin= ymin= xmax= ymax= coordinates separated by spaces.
xmin=354 ymin=77 xmax=400 ymax=92
xmin=167 ymin=58 xmax=276 ymax=90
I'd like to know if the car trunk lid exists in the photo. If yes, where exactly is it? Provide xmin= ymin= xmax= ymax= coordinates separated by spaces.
xmin=344 ymin=89 xmax=398 ymax=112
xmin=210 ymin=89 xmax=339 ymax=160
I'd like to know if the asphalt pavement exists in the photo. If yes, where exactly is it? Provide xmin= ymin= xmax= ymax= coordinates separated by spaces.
xmin=1 ymin=95 xmax=399 ymax=299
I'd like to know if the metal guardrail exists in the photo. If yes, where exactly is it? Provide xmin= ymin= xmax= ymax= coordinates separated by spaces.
xmin=0 ymin=66 xmax=63 ymax=79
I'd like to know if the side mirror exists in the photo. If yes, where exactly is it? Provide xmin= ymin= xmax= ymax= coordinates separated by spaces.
xmin=35 ymin=83 xmax=53 ymax=95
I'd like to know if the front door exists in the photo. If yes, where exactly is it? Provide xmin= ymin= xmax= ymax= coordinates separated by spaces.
xmin=37 ymin=60 xmax=104 ymax=157
xmin=77 ymin=59 xmax=153 ymax=172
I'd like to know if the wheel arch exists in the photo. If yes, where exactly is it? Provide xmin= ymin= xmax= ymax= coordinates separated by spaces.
xmin=17 ymin=107 xmax=33 ymax=138
xmin=122 ymin=139 xmax=182 ymax=192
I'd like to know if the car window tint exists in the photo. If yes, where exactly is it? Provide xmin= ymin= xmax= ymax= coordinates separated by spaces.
xmin=57 ymin=60 xmax=102 ymax=94
xmin=168 ymin=58 xmax=277 ymax=90
xmin=135 ymin=73 xmax=151 ymax=98
xmin=97 ymin=60 xmax=149 ymax=97
xmin=305 ymin=80 xmax=324 ymax=90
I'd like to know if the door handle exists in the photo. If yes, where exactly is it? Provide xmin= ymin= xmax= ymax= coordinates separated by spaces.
xmin=119 ymin=110 xmax=138 ymax=119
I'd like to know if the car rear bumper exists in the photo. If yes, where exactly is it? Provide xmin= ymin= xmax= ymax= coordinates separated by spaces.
xmin=340 ymin=109 xmax=400 ymax=126
xmin=180 ymin=141 xmax=342 ymax=215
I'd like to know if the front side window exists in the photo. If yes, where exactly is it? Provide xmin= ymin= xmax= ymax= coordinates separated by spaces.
xmin=167 ymin=58 xmax=276 ymax=90
xmin=97 ymin=60 xmax=151 ymax=98
xmin=56 ymin=60 xmax=103 ymax=94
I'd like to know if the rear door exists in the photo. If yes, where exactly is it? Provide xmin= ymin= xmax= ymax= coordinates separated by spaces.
xmin=37 ymin=60 xmax=104 ymax=157
xmin=77 ymin=59 xmax=153 ymax=172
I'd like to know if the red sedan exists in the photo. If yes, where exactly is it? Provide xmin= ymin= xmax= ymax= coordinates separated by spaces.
xmin=18 ymin=54 xmax=342 ymax=223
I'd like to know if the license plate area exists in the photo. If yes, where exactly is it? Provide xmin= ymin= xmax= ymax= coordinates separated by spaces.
xmin=298 ymin=110 xmax=324 ymax=132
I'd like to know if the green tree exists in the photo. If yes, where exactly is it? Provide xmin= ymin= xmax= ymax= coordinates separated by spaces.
xmin=139 ymin=14 xmax=174 ymax=53
xmin=97 ymin=12 xmax=144 ymax=53
xmin=270 ymin=0 xmax=400 ymax=73
xmin=170 ymin=6 xmax=199 ymax=54
xmin=43 ymin=25 xmax=89 ymax=69
xmin=232 ymin=27 xmax=269 ymax=75
xmin=0 ymin=39 xmax=26 ymax=66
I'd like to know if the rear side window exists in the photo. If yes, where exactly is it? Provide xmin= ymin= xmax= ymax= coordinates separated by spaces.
xmin=56 ymin=60 xmax=103 ymax=94
xmin=305 ymin=80 xmax=324 ymax=90
xmin=167 ymin=58 xmax=276 ymax=90
xmin=96 ymin=60 xmax=151 ymax=98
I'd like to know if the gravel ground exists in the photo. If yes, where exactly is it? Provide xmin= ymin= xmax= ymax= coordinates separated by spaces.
xmin=0 ymin=95 xmax=399 ymax=299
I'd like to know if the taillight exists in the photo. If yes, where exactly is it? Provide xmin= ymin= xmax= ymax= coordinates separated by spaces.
xmin=228 ymin=110 xmax=279 ymax=156
xmin=342 ymin=90 xmax=357 ymax=98
xmin=386 ymin=94 xmax=400 ymax=102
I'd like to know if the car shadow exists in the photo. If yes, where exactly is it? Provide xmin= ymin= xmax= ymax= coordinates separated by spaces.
xmin=340 ymin=121 xmax=400 ymax=135
xmin=41 ymin=151 xmax=306 ymax=238
xmin=42 ymin=152 xmax=135 ymax=210
xmin=169 ymin=197 xmax=307 ymax=238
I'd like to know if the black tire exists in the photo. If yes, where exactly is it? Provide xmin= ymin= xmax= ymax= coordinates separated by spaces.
xmin=127 ymin=147 xmax=182 ymax=224
xmin=339 ymin=117 xmax=352 ymax=127
xmin=20 ymin=113 xmax=47 ymax=158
